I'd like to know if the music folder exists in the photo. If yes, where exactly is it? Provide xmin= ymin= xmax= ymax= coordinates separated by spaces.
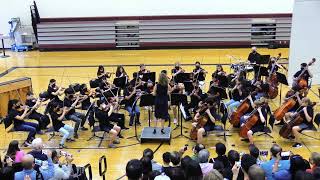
xmin=113 ymin=76 xmax=127 ymax=89
xmin=139 ymin=94 xmax=155 ymax=107
xmin=276 ymin=72 xmax=288 ymax=85
xmin=142 ymin=72 xmax=156 ymax=83
xmin=176 ymin=73 xmax=192 ymax=83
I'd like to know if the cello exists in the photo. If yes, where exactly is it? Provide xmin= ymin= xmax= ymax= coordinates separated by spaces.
xmin=230 ymin=92 xmax=255 ymax=126
xmin=190 ymin=103 xmax=209 ymax=140
xmin=292 ymin=58 xmax=316 ymax=89
xmin=273 ymin=90 xmax=299 ymax=121
xmin=279 ymin=102 xmax=316 ymax=139
xmin=267 ymin=53 xmax=282 ymax=99
xmin=239 ymin=107 xmax=260 ymax=138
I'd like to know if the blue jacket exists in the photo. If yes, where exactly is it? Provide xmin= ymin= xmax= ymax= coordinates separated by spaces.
xmin=14 ymin=158 xmax=54 ymax=180
xmin=260 ymin=158 xmax=290 ymax=180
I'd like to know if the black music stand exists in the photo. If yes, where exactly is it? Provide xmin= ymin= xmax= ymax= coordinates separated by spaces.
xmin=183 ymin=81 xmax=194 ymax=94
xmin=217 ymin=75 xmax=229 ymax=88
xmin=142 ymin=72 xmax=156 ymax=83
xmin=257 ymin=55 xmax=270 ymax=65
xmin=0 ymin=37 xmax=9 ymax=58
xmin=277 ymin=72 xmax=289 ymax=106
xmin=139 ymin=94 xmax=155 ymax=127
xmin=216 ymin=102 xmax=232 ymax=141
xmin=257 ymin=114 xmax=274 ymax=140
xmin=176 ymin=73 xmax=192 ymax=83
xmin=171 ymin=93 xmax=189 ymax=139
xmin=126 ymin=97 xmax=141 ymax=143
xmin=253 ymin=65 xmax=269 ymax=79
xmin=208 ymin=86 xmax=228 ymax=100
xmin=113 ymin=76 xmax=127 ymax=89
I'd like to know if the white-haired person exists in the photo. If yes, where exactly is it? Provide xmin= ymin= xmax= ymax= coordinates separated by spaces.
xmin=48 ymin=100 xmax=75 ymax=149
xmin=28 ymin=138 xmax=48 ymax=168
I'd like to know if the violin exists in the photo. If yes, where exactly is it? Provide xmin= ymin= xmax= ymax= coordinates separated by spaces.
xmin=190 ymin=103 xmax=210 ymax=140
xmin=279 ymin=102 xmax=316 ymax=138
xmin=292 ymin=58 xmax=316 ymax=89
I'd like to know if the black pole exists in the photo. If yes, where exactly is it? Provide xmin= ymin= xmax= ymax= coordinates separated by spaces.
xmin=1 ymin=38 xmax=10 ymax=58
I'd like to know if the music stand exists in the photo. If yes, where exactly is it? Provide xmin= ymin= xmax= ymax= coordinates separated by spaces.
xmin=257 ymin=55 xmax=270 ymax=64
xmin=208 ymin=86 xmax=228 ymax=100
xmin=113 ymin=76 xmax=127 ymax=89
xmin=176 ymin=73 xmax=192 ymax=83
xmin=253 ymin=65 xmax=269 ymax=79
xmin=257 ymin=114 xmax=274 ymax=140
xmin=142 ymin=72 xmax=156 ymax=83
xmin=217 ymin=75 xmax=229 ymax=88
xmin=139 ymin=94 xmax=155 ymax=127
xmin=171 ymin=93 xmax=189 ymax=139
xmin=276 ymin=72 xmax=288 ymax=106
xmin=216 ymin=102 xmax=232 ymax=141
xmin=183 ymin=81 xmax=194 ymax=94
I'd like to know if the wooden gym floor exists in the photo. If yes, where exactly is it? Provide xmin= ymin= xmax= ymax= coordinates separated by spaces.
xmin=0 ymin=48 xmax=319 ymax=179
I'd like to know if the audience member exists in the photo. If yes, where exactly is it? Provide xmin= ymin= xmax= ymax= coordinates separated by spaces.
xmin=198 ymin=149 xmax=213 ymax=176
xmin=308 ymin=152 xmax=320 ymax=173
xmin=28 ymin=138 xmax=48 ymax=170
xmin=143 ymin=148 xmax=162 ymax=172
xmin=126 ymin=159 xmax=143 ymax=180
xmin=0 ymin=155 xmax=15 ymax=180
xmin=227 ymin=150 xmax=240 ymax=168
xmin=203 ymin=169 xmax=223 ymax=180
xmin=210 ymin=142 xmax=230 ymax=168
xmin=192 ymin=143 xmax=205 ymax=163
xmin=140 ymin=157 xmax=153 ymax=180
xmin=167 ymin=151 xmax=184 ymax=180
xmin=51 ymin=150 xmax=73 ymax=179
xmin=185 ymin=159 xmax=203 ymax=180
xmin=240 ymin=154 xmax=257 ymax=180
xmin=6 ymin=140 xmax=25 ymax=163
xmin=161 ymin=152 xmax=171 ymax=175
xmin=248 ymin=164 xmax=265 ymax=180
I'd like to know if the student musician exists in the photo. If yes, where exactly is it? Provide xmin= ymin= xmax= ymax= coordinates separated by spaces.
xmin=47 ymin=79 xmax=64 ymax=101
xmin=115 ymin=65 xmax=128 ymax=78
xmin=8 ymin=99 xmax=42 ymax=146
xmin=193 ymin=61 xmax=207 ymax=89
xmin=124 ymin=84 xmax=141 ymax=126
xmin=292 ymin=63 xmax=313 ymax=91
xmin=212 ymin=65 xmax=226 ymax=78
xmin=63 ymin=88 xmax=88 ymax=139
xmin=225 ymin=78 xmax=245 ymax=116
xmin=26 ymin=92 xmax=50 ymax=129
xmin=153 ymin=73 xmax=171 ymax=134
xmin=97 ymin=65 xmax=112 ymax=81
xmin=171 ymin=62 xmax=185 ymax=84
xmin=193 ymin=102 xmax=220 ymax=144
xmin=95 ymin=100 xmax=121 ymax=148
xmin=287 ymin=97 xmax=314 ymax=148
xmin=106 ymin=96 xmax=128 ymax=130
xmin=240 ymin=97 xmax=270 ymax=144
xmin=138 ymin=64 xmax=150 ymax=77
xmin=48 ymin=101 xmax=75 ymax=149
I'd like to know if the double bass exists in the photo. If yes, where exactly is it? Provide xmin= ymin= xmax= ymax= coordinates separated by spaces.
xmin=267 ymin=53 xmax=282 ymax=99
xmin=190 ymin=103 xmax=210 ymax=140
xmin=292 ymin=58 xmax=316 ymax=89
xmin=279 ymin=102 xmax=316 ymax=138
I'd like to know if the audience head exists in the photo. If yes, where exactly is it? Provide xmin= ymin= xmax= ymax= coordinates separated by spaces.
xmin=22 ymin=154 xmax=35 ymax=170
xmin=203 ymin=169 xmax=223 ymax=180
xmin=7 ymin=140 xmax=20 ymax=157
xmin=31 ymin=138 xmax=44 ymax=151
xmin=143 ymin=148 xmax=154 ymax=160
xmin=227 ymin=150 xmax=240 ymax=166
xmin=193 ymin=143 xmax=205 ymax=155
xmin=126 ymin=159 xmax=143 ymax=180
xmin=185 ymin=159 xmax=203 ymax=180
xmin=294 ymin=171 xmax=315 ymax=180
xmin=290 ymin=155 xmax=308 ymax=176
xmin=3 ymin=155 xmax=14 ymax=167
xmin=241 ymin=154 xmax=257 ymax=174
xmin=270 ymin=144 xmax=282 ymax=158
xmin=215 ymin=142 xmax=226 ymax=156
xmin=313 ymin=167 xmax=320 ymax=179
xmin=162 ymin=152 xmax=171 ymax=165
xmin=140 ymin=157 xmax=152 ymax=178
xmin=310 ymin=152 xmax=320 ymax=167
xmin=198 ymin=149 xmax=210 ymax=163
xmin=181 ymin=155 xmax=192 ymax=170
xmin=248 ymin=164 xmax=265 ymax=180
xmin=51 ymin=150 xmax=59 ymax=163
xmin=249 ymin=144 xmax=260 ymax=159
xmin=170 ymin=151 xmax=181 ymax=166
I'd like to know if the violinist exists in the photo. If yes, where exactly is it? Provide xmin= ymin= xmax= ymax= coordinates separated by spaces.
xmin=115 ymin=65 xmax=128 ymax=78
xmin=292 ymin=63 xmax=313 ymax=91
xmin=138 ymin=64 xmax=150 ymax=76
xmin=212 ymin=65 xmax=226 ymax=78
xmin=253 ymin=80 xmax=269 ymax=100
xmin=239 ymin=97 xmax=271 ymax=144
xmin=26 ymin=92 xmax=50 ymax=129
xmin=193 ymin=61 xmax=207 ymax=88
xmin=171 ymin=62 xmax=185 ymax=83
xmin=106 ymin=96 xmax=128 ymax=130
xmin=95 ymin=100 xmax=121 ymax=148
xmin=124 ymin=84 xmax=141 ymax=126
xmin=63 ymin=88 xmax=88 ymax=139
xmin=79 ymin=84 xmax=94 ymax=110
xmin=97 ymin=65 xmax=112 ymax=81
xmin=288 ymin=97 xmax=314 ymax=148
xmin=47 ymin=79 xmax=64 ymax=101
xmin=48 ymin=100 xmax=75 ymax=149
xmin=192 ymin=102 xmax=220 ymax=144
xmin=225 ymin=78 xmax=244 ymax=116
xmin=8 ymin=99 xmax=41 ymax=146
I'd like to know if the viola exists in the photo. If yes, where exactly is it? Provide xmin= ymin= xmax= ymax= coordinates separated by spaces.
xmin=279 ymin=102 xmax=316 ymax=139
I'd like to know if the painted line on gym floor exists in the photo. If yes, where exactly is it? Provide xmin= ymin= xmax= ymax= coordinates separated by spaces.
xmin=154 ymin=141 xmax=164 ymax=154
xmin=0 ymin=67 xmax=17 ymax=78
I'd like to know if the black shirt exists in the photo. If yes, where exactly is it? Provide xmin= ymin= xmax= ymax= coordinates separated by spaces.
xmin=124 ymin=87 xmax=136 ymax=107
xmin=80 ymin=91 xmax=91 ymax=110
xmin=95 ymin=108 xmax=112 ymax=128
xmin=193 ymin=68 xmax=205 ymax=81
xmin=49 ymin=111 xmax=65 ymax=131
xmin=47 ymin=85 xmax=59 ymax=100
xmin=248 ymin=52 xmax=261 ymax=63
xmin=294 ymin=69 xmax=311 ymax=81
xmin=8 ymin=109 xmax=24 ymax=126
xmin=297 ymin=105 xmax=314 ymax=127
xmin=63 ymin=98 xmax=75 ymax=116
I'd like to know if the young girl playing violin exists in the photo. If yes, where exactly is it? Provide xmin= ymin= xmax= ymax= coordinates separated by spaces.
xmin=240 ymin=97 xmax=271 ymax=144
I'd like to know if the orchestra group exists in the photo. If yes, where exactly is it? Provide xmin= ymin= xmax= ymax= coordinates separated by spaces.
xmin=6 ymin=47 xmax=318 ymax=149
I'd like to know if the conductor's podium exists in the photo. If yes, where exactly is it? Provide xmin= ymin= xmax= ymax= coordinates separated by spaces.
xmin=140 ymin=127 xmax=171 ymax=144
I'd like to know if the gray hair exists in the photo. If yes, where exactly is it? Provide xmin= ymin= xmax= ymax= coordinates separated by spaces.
xmin=31 ymin=138 xmax=43 ymax=150
xmin=198 ymin=149 xmax=210 ymax=163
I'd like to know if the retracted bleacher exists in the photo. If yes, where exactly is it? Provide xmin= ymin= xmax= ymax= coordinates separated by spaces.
xmin=36 ymin=14 xmax=292 ymax=51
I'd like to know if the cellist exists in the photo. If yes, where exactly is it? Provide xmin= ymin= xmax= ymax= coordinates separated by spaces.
xmin=240 ymin=97 xmax=271 ymax=144
xmin=292 ymin=63 xmax=313 ymax=91
xmin=288 ymin=97 xmax=314 ymax=148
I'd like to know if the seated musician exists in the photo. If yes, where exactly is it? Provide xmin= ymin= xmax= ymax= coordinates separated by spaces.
xmin=124 ymin=84 xmax=141 ymax=126
xmin=193 ymin=61 xmax=207 ymax=89
xmin=48 ymin=101 xmax=75 ymax=149
xmin=106 ymin=96 xmax=128 ymax=130
xmin=193 ymin=102 xmax=221 ymax=144
xmin=247 ymin=47 xmax=261 ymax=64
xmin=26 ymin=92 xmax=50 ymax=129
xmin=63 ymin=88 xmax=88 ymax=139
xmin=240 ymin=97 xmax=270 ymax=144
xmin=47 ymin=79 xmax=64 ymax=101
xmin=95 ymin=100 xmax=121 ymax=148
xmin=253 ymin=80 xmax=269 ymax=100
xmin=212 ymin=65 xmax=226 ymax=78
xmin=138 ymin=64 xmax=150 ymax=77
xmin=97 ymin=65 xmax=111 ymax=81
xmin=289 ymin=97 xmax=314 ymax=148
xmin=171 ymin=62 xmax=185 ymax=83
xmin=8 ymin=99 xmax=42 ymax=146
xmin=293 ymin=63 xmax=313 ymax=91
xmin=115 ymin=65 xmax=128 ymax=78
xmin=170 ymin=83 xmax=185 ymax=125
xmin=184 ymin=82 xmax=206 ymax=121
xmin=225 ymin=78 xmax=245 ymax=116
